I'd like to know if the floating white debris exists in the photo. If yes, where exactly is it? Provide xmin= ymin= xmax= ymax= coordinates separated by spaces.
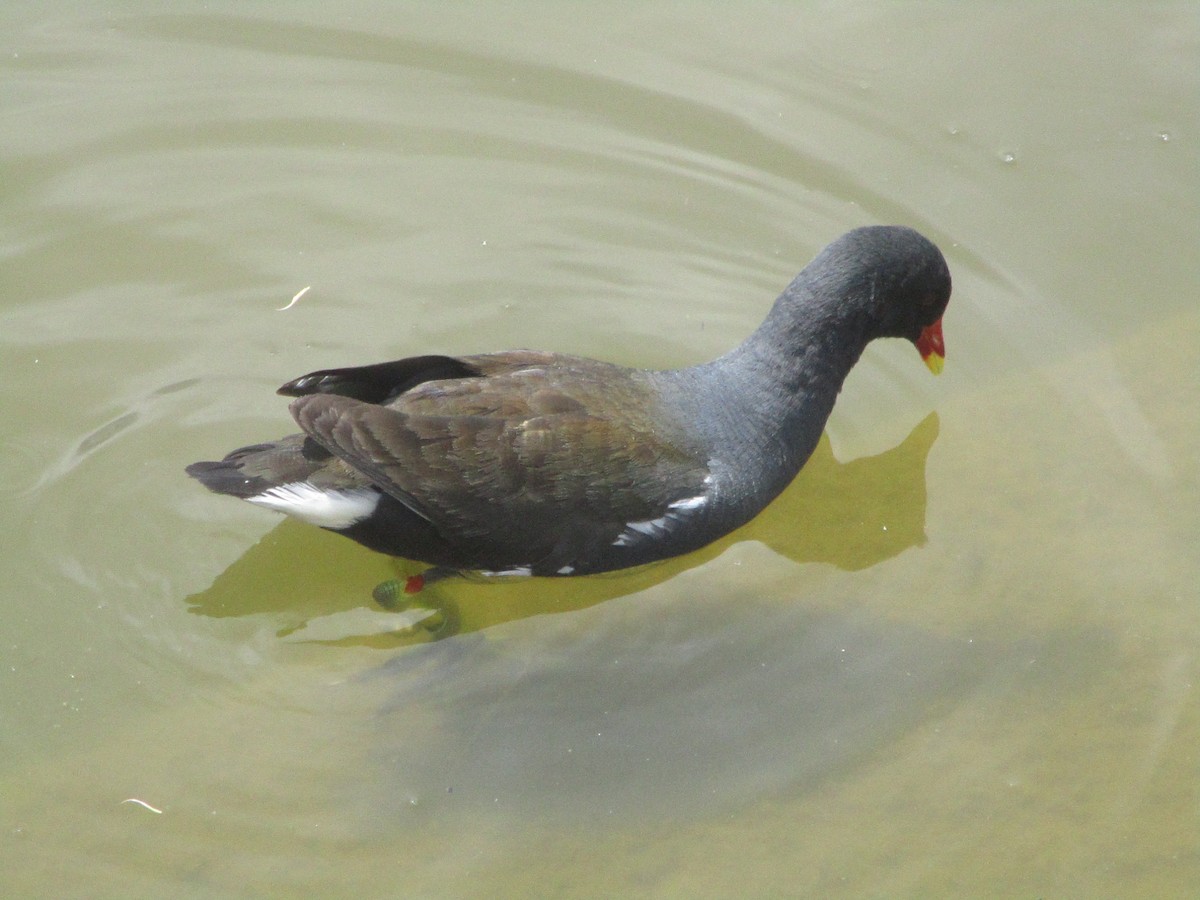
xmin=277 ymin=285 xmax=311 ymax=311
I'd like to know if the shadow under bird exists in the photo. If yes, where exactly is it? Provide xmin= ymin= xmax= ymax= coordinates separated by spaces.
xmin=187 ymin=225 xmax=951 ymax=592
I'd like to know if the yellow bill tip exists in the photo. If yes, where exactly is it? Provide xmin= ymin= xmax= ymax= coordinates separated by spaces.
xmin=915 ymin=318 xmax=946 ymax=376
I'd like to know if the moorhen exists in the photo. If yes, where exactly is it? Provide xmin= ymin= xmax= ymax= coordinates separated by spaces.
xmin=187 ymin=225 xmax=950 ymax=592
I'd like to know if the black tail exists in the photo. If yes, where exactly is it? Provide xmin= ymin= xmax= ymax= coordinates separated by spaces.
xmin=186 ymin=454 xmax=267 ymax=499
xmin=186 ymin=435 xmax=331 ymax=498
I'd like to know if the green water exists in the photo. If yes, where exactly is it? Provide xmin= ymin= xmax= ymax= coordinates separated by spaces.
xmin=2 ymin=3 xmax=1196 ymax=897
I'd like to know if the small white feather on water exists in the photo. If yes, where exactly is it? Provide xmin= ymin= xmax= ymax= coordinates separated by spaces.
xmin=277 ymin=285 xmax=311 ymax=311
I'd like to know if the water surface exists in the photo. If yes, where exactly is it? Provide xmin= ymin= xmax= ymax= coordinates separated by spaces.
xmin=2 ymin=4 xmax=1197 ymax=897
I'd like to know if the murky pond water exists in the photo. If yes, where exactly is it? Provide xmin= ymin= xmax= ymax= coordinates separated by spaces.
xmin=2 ymin=4 xmax=1197 ymax=897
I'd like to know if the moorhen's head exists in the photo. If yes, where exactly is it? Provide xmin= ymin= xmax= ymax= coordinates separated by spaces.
xmin=807 ymin=225 xmax=952 ymax=373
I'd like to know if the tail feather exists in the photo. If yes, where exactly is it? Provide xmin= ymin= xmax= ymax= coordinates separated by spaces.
xmin=185 ymin=456 xmax=269 ymax=499
xmin=186 ymin=434 xmax=332 ymax=498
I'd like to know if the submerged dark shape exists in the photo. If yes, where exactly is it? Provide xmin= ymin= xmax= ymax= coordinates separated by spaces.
xmin=187 ymin=226 xmax=951 ymax=587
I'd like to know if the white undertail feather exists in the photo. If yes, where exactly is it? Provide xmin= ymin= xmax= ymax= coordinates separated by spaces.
xmin=247 ymin=483 xmax=381 ymax=529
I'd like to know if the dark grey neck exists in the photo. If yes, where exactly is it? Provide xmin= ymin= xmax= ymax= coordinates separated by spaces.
xmin=652 ymin=271 xmax=874 ymax=516
xmin=733 ymin=277 xmax=870 ymax=407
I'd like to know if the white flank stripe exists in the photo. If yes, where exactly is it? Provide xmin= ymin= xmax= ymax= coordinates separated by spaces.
xmin=477 ymin=566 xmax=533 ymax=579
xmin=612 ymin=493 xmax=709 ymax=547
xmin=248 ymin=483 xmax=381 ymax=529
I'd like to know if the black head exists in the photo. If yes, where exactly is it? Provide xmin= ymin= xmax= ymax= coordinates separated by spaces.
xmin=811 ymin=225 xmax=951 ymax=343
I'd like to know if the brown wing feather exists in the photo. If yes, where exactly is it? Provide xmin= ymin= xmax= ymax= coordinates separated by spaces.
xmin=288 ymin=374 xmax=709 ymax=555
